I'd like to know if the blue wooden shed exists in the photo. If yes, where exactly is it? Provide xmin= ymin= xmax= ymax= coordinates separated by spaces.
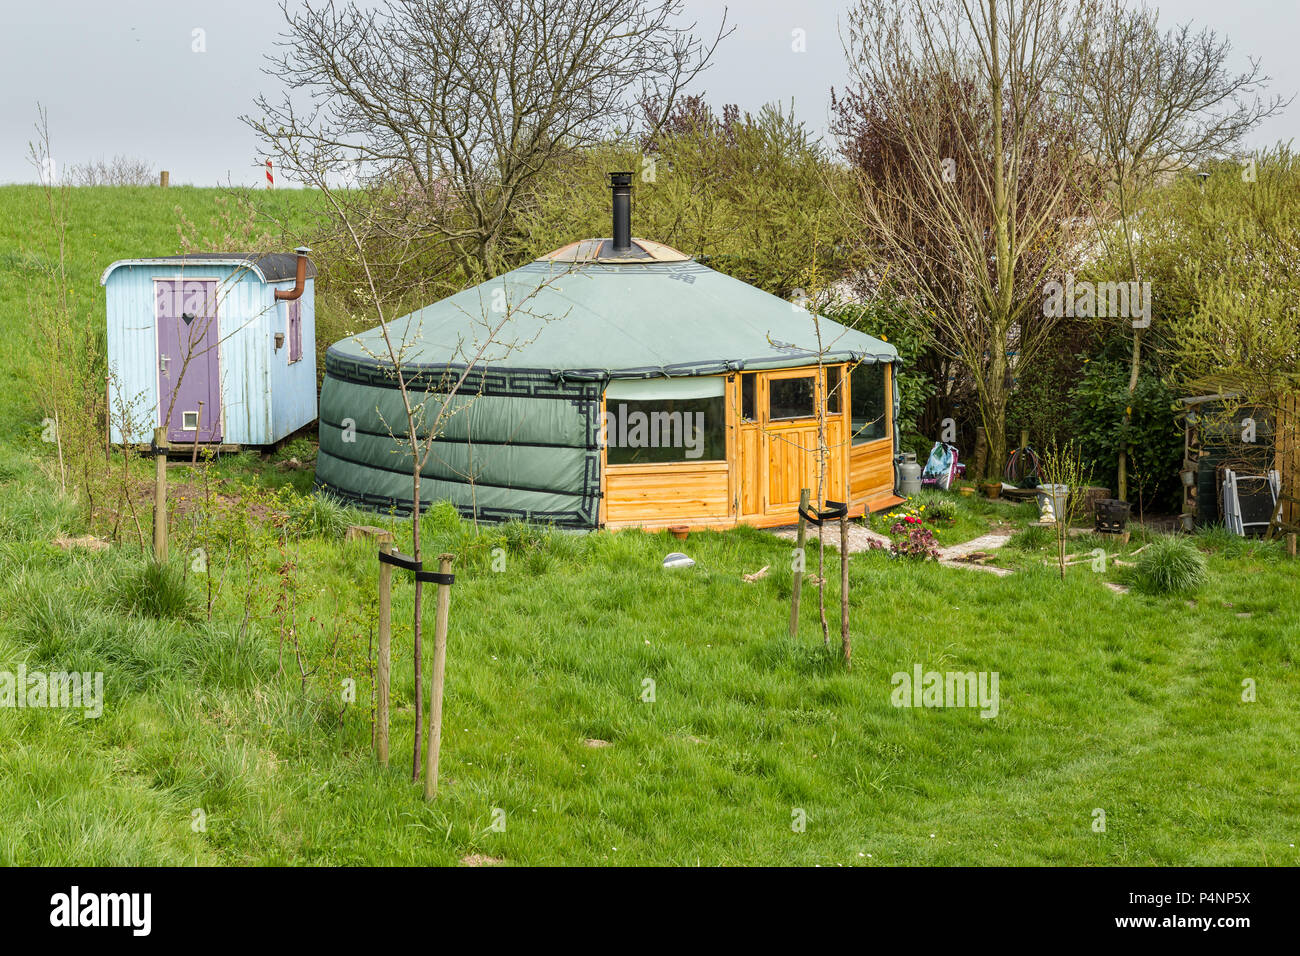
xmin=100 ymin=250 xmax=317 ymax=446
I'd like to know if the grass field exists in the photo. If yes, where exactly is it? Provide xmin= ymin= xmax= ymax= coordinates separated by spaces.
xmin=0 ymin=186 xmax=1296 ymax=866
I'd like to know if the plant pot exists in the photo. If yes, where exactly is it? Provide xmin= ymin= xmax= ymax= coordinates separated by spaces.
xmin=958 ymin=486 xmax=976 ymax=497
xmin=1038 ymin=483 xmax=1069 ymax=517
xmin=669 ymin=526 xmax=689 ymax=541
xmin=1180 ymin=469 xmax=1196 ymax=488
xmin=1179 ymin=513 xmax=1195 ymax=532
xmin=1094 ymin=498 xmax=1130 ymax=534
xmin=980 ymin=482 xmax=1001 ymax=499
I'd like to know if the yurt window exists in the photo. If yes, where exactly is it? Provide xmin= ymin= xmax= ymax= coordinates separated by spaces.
xmin=605 ymin=377 xmax=726 ymax=465
xmin=825 ymin=365 xmax=843 ymax=414
xmin=851 ymin=361 xmax=888 ymax=444
xmin=770 ymin=376 xmax=816 ymax=420
xmin=741 ymin=373 xmax=757 ymax=421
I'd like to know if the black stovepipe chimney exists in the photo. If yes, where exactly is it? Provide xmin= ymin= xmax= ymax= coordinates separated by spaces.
xmin=609 ymin=171 xmax=633 ymax=252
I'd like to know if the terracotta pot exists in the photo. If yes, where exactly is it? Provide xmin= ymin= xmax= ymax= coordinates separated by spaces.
xmin=958 ymin=486 xmax=976 ymax=497
xmin=981 ymin=482 xmax=1001 ymax=499
xmin=669 ymin=526 xmax=689 ymax=541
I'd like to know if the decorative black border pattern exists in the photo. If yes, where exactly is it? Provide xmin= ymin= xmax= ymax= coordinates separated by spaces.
xmin=315 ymin=477 xmax=598 ymax=529
xmin=325 ymin=347 xmax=897 ymax=395
xmin=324 ymin=349 xmax=602 ymax=399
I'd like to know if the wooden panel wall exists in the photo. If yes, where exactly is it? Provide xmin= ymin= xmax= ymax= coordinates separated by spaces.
xmin=850 ymin=438 xmax=894 ymax=503
xmin=737 ymin=424 xmax=763 ymax=516
xmin=604 ymin=461 xmax=730 ymax=527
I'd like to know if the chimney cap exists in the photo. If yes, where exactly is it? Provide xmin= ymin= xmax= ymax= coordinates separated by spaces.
xmin=609 ymin=171 xmax=634 ymax=187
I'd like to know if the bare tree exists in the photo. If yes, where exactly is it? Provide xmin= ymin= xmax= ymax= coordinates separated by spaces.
xmin=245 ymin=0 xmax=729 ymax=283
xmin=298 ymin=156 xmax=573 ymax=781
xmin=67 ymin=155 xmax=155 ymax=186
xmin=835 ymin=0 xmax=1100 ymax=479
xmin=25 ymin=108 xmax=107 ymax=508
xmin=1061 ymin=0 xmax=1289 ymax=501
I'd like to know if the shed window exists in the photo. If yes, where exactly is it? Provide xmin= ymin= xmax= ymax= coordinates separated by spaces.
xmin=741 ymin=373 xmax=756 ymax=421
xmin=826 ymin=366 xmax=843 ymax=414
xmin=288 ymin=299 xmax=303 ymax=363
xmin=605 ymin=377 xmax=726 ymax=464
xmin=851 ymin=362 xmax=888 ymax=444
xmin=769 ymin=376 xmax=816 ymax=420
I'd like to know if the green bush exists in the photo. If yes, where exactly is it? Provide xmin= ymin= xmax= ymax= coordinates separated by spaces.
xmin=286 ymin=492 xmax=353 ymax=540
xmin=913 ymin=492 xmax=958 ymax=523
xmin=108 ymin=560 xmax=198 ymax=621
xmin=1068 ymin=354 xmax=1182 ymax=511
xmin=1134 ymin=535 xmax=1208 ymax=594
xmin=1009 ymin=525 xmax=1054 ymax=551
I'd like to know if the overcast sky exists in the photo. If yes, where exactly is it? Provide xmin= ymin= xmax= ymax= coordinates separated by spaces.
xmin=1 ymin=0 xmax=1295 ymax=186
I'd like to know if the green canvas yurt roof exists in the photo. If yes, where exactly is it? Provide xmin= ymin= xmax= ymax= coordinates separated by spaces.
xmin=326 ymin=239 xmax=897 ymax=384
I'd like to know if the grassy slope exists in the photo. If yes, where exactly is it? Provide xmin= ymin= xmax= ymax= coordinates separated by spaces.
xmin=0 ymin=186 xmax=1296 ymax=866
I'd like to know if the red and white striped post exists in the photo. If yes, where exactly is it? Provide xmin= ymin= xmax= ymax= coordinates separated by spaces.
xmin=265 ymin=159 xmax=274 ymax=189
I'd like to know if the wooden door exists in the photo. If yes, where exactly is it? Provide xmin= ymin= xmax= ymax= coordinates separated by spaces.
xmin=763 ymin=367 xmax=848 ymax=511
xmin=156 ymin=278 xmax=222 ymax=443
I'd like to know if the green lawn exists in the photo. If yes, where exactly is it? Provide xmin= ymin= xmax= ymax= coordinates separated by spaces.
xmin=0 ymin=186 xmax=1296 ymax=866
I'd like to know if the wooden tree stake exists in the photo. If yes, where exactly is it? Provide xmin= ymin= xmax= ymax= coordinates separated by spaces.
xmin=376 ymin=542 xmax=394 ymax=766
xmin=788 ymin=488 xmax=811 ymax=638
xmin=424 ymin=554 xmax=455 ymax=800
xmin=191 ymin=402 xmax=203 ymax=466
xmin=840 ymin=511 xmax=851 ymax=669
xmin=152 ymin=426 xmax=168 ymax=562
xmin=1288 ymin=532 xmax=1297 ymax=559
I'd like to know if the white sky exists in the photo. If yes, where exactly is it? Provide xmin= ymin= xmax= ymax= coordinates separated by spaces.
xmin=1 ymin=0 xmax=1295 ymax=186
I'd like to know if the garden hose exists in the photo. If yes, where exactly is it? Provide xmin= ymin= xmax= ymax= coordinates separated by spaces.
xmin=1005 ymin=446 xmax=1041 ymax=488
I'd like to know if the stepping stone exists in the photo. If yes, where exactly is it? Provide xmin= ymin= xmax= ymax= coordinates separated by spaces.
xmin=939 ymin=560 xmax=1014 ymax=577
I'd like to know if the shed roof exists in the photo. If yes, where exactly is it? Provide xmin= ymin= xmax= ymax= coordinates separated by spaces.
xmin=329 ymin=240 xmax=898 ymax=383
xmin=100 ymin=252 xmax=316 ymax=286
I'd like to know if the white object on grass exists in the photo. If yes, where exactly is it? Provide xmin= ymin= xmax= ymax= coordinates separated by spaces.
xmin=662 ymin=552 xmax=695 ymax=569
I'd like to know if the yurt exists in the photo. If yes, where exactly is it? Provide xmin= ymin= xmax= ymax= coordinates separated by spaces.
xmin=315 ymin=174 xmax=902 ymax=529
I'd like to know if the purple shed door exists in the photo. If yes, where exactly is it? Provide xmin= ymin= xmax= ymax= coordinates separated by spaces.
xmin=156 ymin=279 xmax=222 ymax=443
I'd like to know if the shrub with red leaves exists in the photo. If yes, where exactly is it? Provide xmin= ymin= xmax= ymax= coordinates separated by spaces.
xmin=888 ymin=525 xmax=940 ymax=561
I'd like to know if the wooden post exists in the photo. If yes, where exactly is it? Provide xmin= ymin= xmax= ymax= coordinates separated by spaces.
xmin=159 ymin=170 xmax=169 ymax=188
xmin=376 ymin=543 xmax=393 ymax=766
xmin=152 ymin=426 xmax=168 ymax=562
xmin=788 ymin=488 xmax=811 ymax=638
xmin=104 ymin=376 xmax=111 ymax=465
xmin=424 ymin=554 xmax=455 ymax=800
xmin=839 ymin=511 xmax=851 ymax=669
xmin=1287 ymin=532 xmax=1297 ymax=559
